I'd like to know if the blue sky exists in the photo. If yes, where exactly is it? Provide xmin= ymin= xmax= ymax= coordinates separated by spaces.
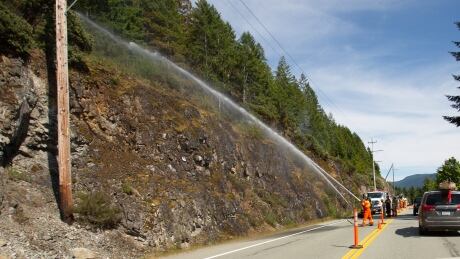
xmin=202 ymin=0 xmax=460 ymax=181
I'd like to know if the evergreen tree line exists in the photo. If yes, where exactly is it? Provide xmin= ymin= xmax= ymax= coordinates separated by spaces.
xmin=395 ymin=157 xmax=460 ymax=203
xmin=0 ymin=0 xmax=379 ymax=179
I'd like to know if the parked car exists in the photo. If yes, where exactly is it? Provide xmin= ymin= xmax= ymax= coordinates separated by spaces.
xmin=418 ymin=190 xmax=460 ymax=235
xmin=413 ymin=196 xmax=422 ymax=216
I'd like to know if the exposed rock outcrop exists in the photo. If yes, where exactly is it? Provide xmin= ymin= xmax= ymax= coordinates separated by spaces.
xmin=0 ymin=52 xmax=349 ymax=257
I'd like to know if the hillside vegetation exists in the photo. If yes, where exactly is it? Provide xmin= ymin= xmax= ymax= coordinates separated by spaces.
xmin=0 ymin=0 xmax=385 ymax=257
xmin=81 ymin=0 xmax=379 ymax=177
xmin=2 ymin=0 xmax=379 ymax=178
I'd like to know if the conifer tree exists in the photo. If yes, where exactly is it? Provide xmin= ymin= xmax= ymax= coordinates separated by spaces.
xmin=186 ymin=0 xmax=238 ymax=88
xmin=272 ymin=57 xmax=306 ymax=135
xmin=436 ymin=157 xmax=460 ymax=185
xmin=141 ymin=0 xmax=186 ymax=58
xmin=79 ymin=0 xmax=144 ymax=41
xmin=444 ymin=22 xmax=460 ymax=127
xmin=236 ymin=32 xmax=271 ymax=104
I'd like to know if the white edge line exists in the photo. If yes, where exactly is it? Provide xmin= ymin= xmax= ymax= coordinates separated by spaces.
xmin=203 ymin=219 xmax=347 ymax=259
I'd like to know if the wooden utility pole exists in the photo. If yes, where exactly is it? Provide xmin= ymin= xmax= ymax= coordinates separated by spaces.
xmin=368 ymin=139 xmax=383 ymax=192
xmin=56 ymin=0 xmax=73 ymax=222
xmin=368 ymin=138 xmax=377 ymax=191
xmin=392 ymin=166 xmax=395 ymax=194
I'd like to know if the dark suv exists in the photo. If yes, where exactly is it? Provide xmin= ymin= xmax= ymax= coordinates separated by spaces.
xmin=418 ymin=191 xmax=460 ymax=235
xmin=413 ymin=197 xmax=422 ymax=216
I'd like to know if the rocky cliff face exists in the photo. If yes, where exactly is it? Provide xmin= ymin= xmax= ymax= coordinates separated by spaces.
xmin=0 ymin=52 xmax=349 ymax=257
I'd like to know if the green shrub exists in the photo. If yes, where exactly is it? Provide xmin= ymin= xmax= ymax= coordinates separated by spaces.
xmin=281 ymin=217 xmax=295 ymax=227
xmin=237 ymin=122 xmax=264 ymax=140
xmin=259 ymin=191 xmax=288 ymax=208
xmin=301 ymin=208 xmax=313 ymax=221
xmin=66 ymin=12 xmax=93 ymax=71
xmin=68 ymin=11 xmax=93 ymax=53
xmin=246 ymin=213 xmax=263 ymax=227
xmin=323 ymin=196 xmax=337 ymax=218
xmin=6 ymin=167 xmax=30 ymax=182
xmin=263 ymin=211 xmax=277 ymax=227
xmin=75 ymin=191 xmax=121 ymax=229
xmin=322 ymin=192 xmax=348 ymax=218
xmin=121 ymin=182 xmax=133 ymax=195
xmin=0 ymin=2 xmax=34 ymax=57
xmin=246 ymin=124 xmax=264 ymax=140
xmin=227 ymin=174 xmax=248 ymax=193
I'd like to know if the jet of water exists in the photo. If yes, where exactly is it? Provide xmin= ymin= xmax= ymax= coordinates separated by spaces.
xmin=77 ymin=13 xmax=360 ymax=205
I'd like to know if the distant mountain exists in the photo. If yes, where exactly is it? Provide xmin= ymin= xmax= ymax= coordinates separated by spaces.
xmin=394 ymin=173 xmax=436 ymax=188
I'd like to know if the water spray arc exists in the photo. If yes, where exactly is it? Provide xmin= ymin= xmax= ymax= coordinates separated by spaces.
xmin=313 ymin=163 xmax=361 ymax=202
xmin=77 ymin=13 xmax=360 ymax=205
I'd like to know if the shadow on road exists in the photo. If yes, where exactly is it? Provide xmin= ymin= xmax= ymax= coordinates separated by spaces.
xmin=395 ymin=227 xmax=460 ymax=238
xmin=395 ymin=227 xmax=420 ymax=238
xmin=390 ymin=214 xmax=418 ymax=221
xmin=369 ymin=212 xmax=416 ymax=222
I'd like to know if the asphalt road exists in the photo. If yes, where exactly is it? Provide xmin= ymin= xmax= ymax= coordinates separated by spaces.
xmin=354 ymin=210 xmax=460 ymax=259
xmin=161 ymin=208 xmax=460 ymax=259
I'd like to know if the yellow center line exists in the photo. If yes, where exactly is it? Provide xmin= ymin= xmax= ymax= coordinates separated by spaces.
xmin=342 ymin=218 xmax=394 ymax=259
xmin=341 ymin=229 xmax=379 ymax=259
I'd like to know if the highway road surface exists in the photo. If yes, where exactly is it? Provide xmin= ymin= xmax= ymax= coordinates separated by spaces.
xmin=161 ymin=208 xmax=460 ymax=259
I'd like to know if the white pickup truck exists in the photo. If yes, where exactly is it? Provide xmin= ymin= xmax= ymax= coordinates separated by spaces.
xmin=367 ymin=191 xmax=387 ymax=214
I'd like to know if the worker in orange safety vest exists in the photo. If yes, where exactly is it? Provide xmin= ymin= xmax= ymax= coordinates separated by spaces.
xmin=361 ymin=196 xmax=374 ymax=226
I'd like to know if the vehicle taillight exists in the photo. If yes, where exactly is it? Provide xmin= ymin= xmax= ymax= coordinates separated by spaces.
xmin=422 ymin=204 xmax=435 ymax=212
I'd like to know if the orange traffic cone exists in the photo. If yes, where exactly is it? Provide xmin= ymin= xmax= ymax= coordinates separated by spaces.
xmin=350 ymin=208 xmax=363 ymax=249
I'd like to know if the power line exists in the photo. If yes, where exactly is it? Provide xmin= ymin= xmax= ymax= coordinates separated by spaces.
xmin=237 ymin=0 xmax=344 ymax=115
xmin=223 ymin=0 xmax=282 ymax=59
xmin=384 ymin=163 xmax=394 ymax=181
xmin=235 ymin=0 xmax=348 ymax=120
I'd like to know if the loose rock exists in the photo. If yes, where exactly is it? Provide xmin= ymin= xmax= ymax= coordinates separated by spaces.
xmin=70 ymin=248 xmax=97 ymax=259
xmin=193 ymin=155 xmax=203 ymax=164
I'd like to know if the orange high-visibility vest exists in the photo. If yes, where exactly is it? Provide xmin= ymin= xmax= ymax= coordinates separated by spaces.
xmin=362 ymin=200 xmax=371 ymax=210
